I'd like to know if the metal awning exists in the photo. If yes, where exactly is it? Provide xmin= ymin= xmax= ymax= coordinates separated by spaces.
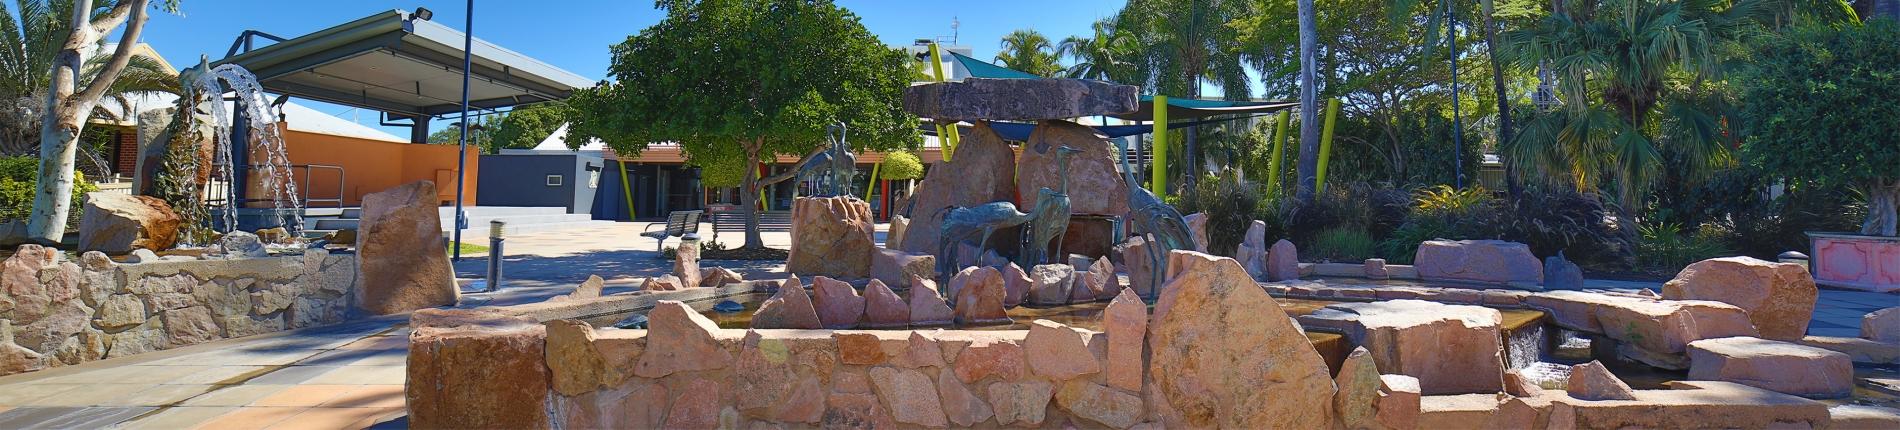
xmin=202 ymin=9 xmax=593 ymax=118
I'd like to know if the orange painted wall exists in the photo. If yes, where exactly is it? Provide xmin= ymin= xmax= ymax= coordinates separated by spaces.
xmin=280 ymin=128 xmax=479 ymax=206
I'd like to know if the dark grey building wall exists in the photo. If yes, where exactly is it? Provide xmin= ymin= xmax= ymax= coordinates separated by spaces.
xmin=476 ymin=153 xmax=601 ymax=214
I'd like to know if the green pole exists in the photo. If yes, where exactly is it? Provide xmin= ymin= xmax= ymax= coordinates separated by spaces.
xmin=929 ymin=44 xmax=960 ymax=161
xmin=864 ymin=160 xmax=880 ymax=199
xmin=1267 ymin=110 xmax=1290 ymax=198
xmin=1151 ymin=95 xmax=1168 ymax=194
xmin=616 ymin=157 xmax=636 ymax=220
xmin=1317 ymin=98 xmax=1341 ymax=193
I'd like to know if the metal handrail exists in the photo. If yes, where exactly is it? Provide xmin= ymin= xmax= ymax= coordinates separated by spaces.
xmin=203 ymin=163 xmax=346 ymax=208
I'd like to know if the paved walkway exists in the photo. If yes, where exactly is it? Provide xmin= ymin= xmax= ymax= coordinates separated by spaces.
xmin=0 ymin=221 xmax=1888 ymax=429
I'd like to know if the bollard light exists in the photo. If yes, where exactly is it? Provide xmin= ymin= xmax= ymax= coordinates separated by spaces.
xmin=485 ymin=220 xmax=506 ymax=292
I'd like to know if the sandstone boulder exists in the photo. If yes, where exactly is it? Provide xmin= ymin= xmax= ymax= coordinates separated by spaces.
xmin=1544 ymin=252 xmax=1584 ymax=290
xmin=1118 ymin=235 xmax=1158 ymax=297
xmin=78 ymin=193 xmax=180 ymax=253
xmin=935 ymin=369 xmax=993 ymax=427
xmin=887 ymin=215 xmax=909 ymax=250
xmin=1336 ymin=347 xmax=1419 ymax=430
xmin=1149 ymin=251 xmax=1335 ymax=428
xmin=1868 ymin=307 xmax=1900 ymax=342
xmin=1687 ymin=336 xmax=1854 ymax=399
xmin=545 ymin=319 xmax=608 ymax=397
xmin=699 ymin=267 xmax=743 ymax=288
xmin=1300 ymin=299 xmax=1505 ymax=395
xmin=570 ymin=275 xmax=605 ymax=300
xmin=1016 ymin=121 xmax=1130 ymax=216
xmin=870 ymin=248 xmax=933 ymax=288
xmin=1055 ymin=379 xmax=1145 ymax=429
xmin=1183 ymin=213 xmax=1209 ymax=253
xmin=903 ymin=77 xmax=1139 ymax=122
xmin=1266 ymin=238 xmax=1300 ymax=281
xmin=1103 ymin=287 xmax=1146 ymax=392
xmin=955 ymin=337 xmax=1026 ymax=383
xmin=1594 ymin=298 xmax=1758 ymax=367
xmin=1567 ymin=360 xmax=1637 ymax=400
xmin=810 ymin=276 xmax=865 ymax=329
xmin=951 ymin=266 xmax=1008 ymax=324
xmin=1024 ymin=319 xmax=1100 ymax=380
xmin=1560 ymin=380 xmax=1831 ymax=429
xmin=641 ymin=275 xmax=683 ymax=291
xmin=907 ymin=275 xmax=955 ymax=325
xmin=635 ymin=301 xmax=732 ymax=378
xmin=1664 ymin=256 xmax=1818 ymax=341
xmin=1234 ymin=220 xmax=1269 ymax=279
xmin=869 ymin=366 xmax=948 ymax=427
xmin=674 ymin=238 xmax=702 ymax=288
xmin=1413 ymin=239 xmax=1543 ymax=284
xmin=355 ymin=181 xmax=457 ymax=315
xmin=786 ymin=196 xmax=876 ymax=278
xmin=1026 ymin=263 xmax=1075 ymax=306
xmin=898 ymin=123 xmax=1018 ymax=255
xmin=861 ymin=279 xmax=909 ymax=328
xmin=1000 ymin=262 xmax=1031 ymax=307
xmin=407 ymin=309 xmax=549 ymax=429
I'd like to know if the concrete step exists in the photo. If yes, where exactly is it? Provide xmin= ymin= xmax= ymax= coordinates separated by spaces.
xmin=313 ymin=219 xmax=359 ymax=230
xmin=342 ymin=208 xmax=363 ymax=218
xmin=440 ymin=213 xmax=595 ymax=230
xmin=437 ymin=206 xmax=570 ymax=218
xmin=447 ymin=220 xmax=618 ymax=237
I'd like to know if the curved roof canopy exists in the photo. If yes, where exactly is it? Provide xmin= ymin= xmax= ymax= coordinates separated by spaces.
xmin=944 ymin=51 xmax=1294 ymax=121
xmin=201 ymin=9 xmax=593 ymax=118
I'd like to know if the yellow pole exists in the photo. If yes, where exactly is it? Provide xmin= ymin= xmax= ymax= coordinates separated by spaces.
xmin=929 ymin=44 xmax=960 ymax=161
xmin=864 ymin=160 xmax=880 ymax=198
xmin=1267 ymin=110 xmax=1290 ymax=198
xmin=1151 ymin=95 xmax=1168 ymax=194
xmin=616 ymin=157 xmax=636 ymax=220
xmin=1317 ymin=98 xmax=1341 ymax=193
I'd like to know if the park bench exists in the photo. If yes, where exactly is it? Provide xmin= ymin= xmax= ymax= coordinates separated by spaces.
xmin=710 ymin=209 xmax=793 ymax=243
xmin=641 ymin=210 xmax=702 ymax=252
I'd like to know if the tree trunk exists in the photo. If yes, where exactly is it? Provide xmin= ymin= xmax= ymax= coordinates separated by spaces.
xmin=1481 ymin=0 xmax=1522 ymax=197
xmin=1294 ymin=0 xmax=1321 ymax=204
xmin=1864 ymin=178 xmax=1900 ymax=237
xmin=740 ymin=139 xmax=766 ymax=249
xmin=20 ymin=0 xmax=148 ymax=244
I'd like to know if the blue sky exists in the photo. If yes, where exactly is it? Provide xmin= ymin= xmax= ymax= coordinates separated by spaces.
xmin=132 ymin=0 xmax=1125 ymax=137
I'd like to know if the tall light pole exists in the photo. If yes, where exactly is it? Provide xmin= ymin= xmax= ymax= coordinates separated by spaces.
xmin=451 ymin=0 xmax=473 ymax=261
xmin=1446 ymin=1 xmax=1465 ymax=189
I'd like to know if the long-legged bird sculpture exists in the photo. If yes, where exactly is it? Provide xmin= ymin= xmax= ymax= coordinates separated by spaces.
xmin=935 ymin=202 xmax=1032 ymax=282
xmin=1017 ymin=145 xmax=1081 ymax=268
xmin=1115 ymin=138 xmax=1195 ymax=298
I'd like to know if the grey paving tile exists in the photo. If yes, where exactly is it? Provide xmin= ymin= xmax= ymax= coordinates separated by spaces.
xmin=243 ymin=366 xmax=340 ymax=385
xmin=28 ymin=406 xmax=156 ymax=429
xmin=0 ymin=407 xmax=85 ymax=428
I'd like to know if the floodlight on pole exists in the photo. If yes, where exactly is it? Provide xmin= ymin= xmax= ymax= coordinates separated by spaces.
xmin=452 ymin=0 xmax=473 ymax=262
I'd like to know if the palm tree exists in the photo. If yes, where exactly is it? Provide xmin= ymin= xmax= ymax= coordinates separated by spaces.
xmin=1056 ymin=18 xmax=1137 ymax=83
xmin=1116 ymin=0 xmax=1255 ymax=191
xmin=995 ymin=29 xmax=1062 ymax=77
xmin=1500 ymin=0 xmax=1855 ymax=207
xmin=0 ymin=0 xmax=177 ymax=158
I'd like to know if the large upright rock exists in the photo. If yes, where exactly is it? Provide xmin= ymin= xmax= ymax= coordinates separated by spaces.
xmin=1414 ymin=239 xmax=1543 ymax=284
xmin=1016 ymin=121 xmax=1129 ymax=216
xmin=1266 ymin=239 xmax=1300 ymax=282
xmin=1103 ymin=288 xmax=1146 ymax=392
xmin=907 ymin=275 xmax=955 ymax=325
xmin=752 ymin=276 xmax=822 ymax=329
xmin=1300 ymin=299 xmax=1505 ymax=395
xmin=1664 ymin=256 xmax=1818 ymax=341
xmin=1593 ymin=298 xmax=1758 ymax=366
xmin=1544 ymin=253 xmax=1584 ymax=290
xmin=786 ymin=196 xmax=876 ymax=278
xmin=810 ymin=276 xmax=865 ymax=329
xmin=78 ymin=193 xmax=180 ymax=253
xmin=1149 ymin=251 xmax=1335 ymax=428
xmin=1118 ymin=235 xmax=1158 ymax=296
xmin=355 ymin=181 xmax=457 ymax=315
xmin=673 ymin=238 xmax=701 ymax=288
xmin=903 ymin=78 xmax=1140 ymax=122
xmin=1026 ymin=263 xmax=1075 ymax=306
xmin=1688 ymin=336 xmax=1854 ymax=399
xmin=898 ymin=123 xmax=1018 ymax=255
xmin=635 ymin=301 xmax=732 ymax=378
xmin=951 ymin=266 xmax=1008 ymax=324
xmin=1233 ymin=220 xmax=1268 ymax=279
xmin=1183 ymin=213 xmax=1209 ymax=253
xmin=861 ymin=279 xmax=909 ymax=328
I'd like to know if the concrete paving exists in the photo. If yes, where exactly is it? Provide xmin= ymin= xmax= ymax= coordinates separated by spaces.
xmin=0 ymin=220 xmax=1887 ymax=429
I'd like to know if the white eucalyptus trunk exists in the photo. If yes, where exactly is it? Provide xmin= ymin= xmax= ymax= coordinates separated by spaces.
xmin=19 ymin=0 xmax=148 ymax=244
xmin=1294 ymin=0 xmax=1320 ymax=204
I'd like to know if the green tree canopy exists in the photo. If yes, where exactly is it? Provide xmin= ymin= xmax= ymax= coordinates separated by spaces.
xmin=995 ymin=29 xmax=1063 ymax=77
xmin=490 ymin=102 xmax=570 ymax=152
xmin=566 ymin=0 xmax=919 ymax=248
xmin=877 ymin=151 xmax=923 ymax=180
xmin=1740 ymin=20 xmax=1900 ymax=236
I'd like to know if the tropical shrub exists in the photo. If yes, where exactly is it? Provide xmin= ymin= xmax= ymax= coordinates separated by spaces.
xmin=1378 ymin=185 xmax=1503 ymax=264
xmin=1310 ymin=226 xmax=1377 ymax=262
xmin=0 ymin=155 xmax=96 ymax=228
xmin=1188 ymin=172 xmax=1260 ymax=257
xmin=1501 ymin=187 xmax=1629 ymax=267
xmin=1635 ymin=222 xmax=1730 ymax=272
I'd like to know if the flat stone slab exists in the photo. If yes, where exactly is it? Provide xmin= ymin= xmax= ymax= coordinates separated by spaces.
xmin=1687 ymin=336 xmax=1854 ymax=399
xmin=1299 ymin=299 xmax=1505 ymax=395
xmin=903 ymin=78 xmax=1139 ymax=121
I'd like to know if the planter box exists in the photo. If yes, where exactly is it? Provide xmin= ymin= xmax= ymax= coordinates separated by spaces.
xmin=1807 ymin=232 xmax=1900 ymax=292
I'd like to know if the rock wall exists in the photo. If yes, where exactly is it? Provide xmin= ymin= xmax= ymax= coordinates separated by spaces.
xmin=1 ymin=245 xmax=358 ymax=376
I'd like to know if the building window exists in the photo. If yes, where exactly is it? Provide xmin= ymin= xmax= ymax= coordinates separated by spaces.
xmin=546 ymin=174 xmax=564 ymax=187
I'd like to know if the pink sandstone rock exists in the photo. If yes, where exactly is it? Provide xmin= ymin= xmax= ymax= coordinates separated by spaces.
xmin=1333 ymin=347 xmax=1383 ymax=430
xmin=663 ymin=378 xmax=722 ymax=429
xmin=1504 ymin=369 xmax=1545 ymax=397
xmin=898 ymin=123 xmax=1018 ymax=255
xmin=1567 ymin=360 xmax=1637 ymax=400
xmin=1082 ymin=256 xmax=1118 ymax=302
xmin=1299 ymin=299 xmax=1505 ymax=395
xmin=1024 ymin=319 xmax=1100 ymax=380
xmin=634 ymin=301 xmax=732 ymax=378
xmin=935 ymin=368 xmax=994 ymax=426
xmin=1118 ymin=235 xmax=1157 ymax=297
xmin=1149 ymin=251 xmax=1336 ymax=428
xmin=406 ymin=309 xmax=548 ymax=429
xmin=1413 ymin=239 xmax=1543 ymax=284
xmin=860 ymin=279 xmax=909 ymax=328
xmin=1103 ymin=287 xmax=1146 ymax=391
xmin=674 ymin=238 xmax=702 ymax=288
xmin=1233 ymin=220 xmax=1269 ymax=279
xmin=1364 ymin=258 xmax=1389 ymax=279
xmin=870 ymin=248 xmax=934 ymax=288
xmin=770 ymin=375 xmax=826 ymax=424
xmin=1056 ymin=379 xmax=1145 ymax=428
xmin=1000 ymin=262 xmax=1032 ymax=307
xmin=869 ymin=366 xmax=948 ymax=427
xmin=1688 ymin=336 xmax=1854 ymax=399
xmin=544 ymin=319 xmax=609 ymax=397
xmin=836 ymin=332 xmax=887 ymax=365
xmin=1017 ymin=120 xmax=1131 ymax=216
xmin=566 ymin=275 xmax=605 ymax=300
xmin=1379 ymin=374 xmax=1423 ymax=430
xmin=698 ymin=267 xmax=743 ymax=288
xmin=1069 ymin=259 xmax=1103 ymax=303
xmin=1563 ymin=380 xmax=1831 ymax=429
xmin=1027 ymin=263 xmax=1075 ymax=306
xmin=988 ymin=379 xmax=1055 ymax=426
xmin=1265 ymin=239 xmax=1301 ymax=281
xmin=354 ymin=180 xmax=457 ymax=315
xmin=1868 ymin=307 xmax=1900 ymax=342
xmin=558 ymin=380 xmax=666 ymax=429
xmin=951 ymin=266 xmax=1008 ymax=324
xmin=906 ymin=275 xmax=955 ymax=325
xmin=641 ymin=275 xmax=683 ymax=291
xmin=751 ymin=276 xmax=822 ymax=329
xmin=954 ymin=337 xmax=1025 ymax=383
xmin=823 ymin=391 xmax=895 ymax=430
xmin=1594 ymin=298 xmax=1759 ymax=367
xmin=78 ymin=193 xmax=180 ymax=253
xmin=787 ymin=196 xmax=877 ymax=278
xmin=1664 ymin=256 xmax=1818 ymax=341
xmin=1183 ymin=212 xmax=1209 ymax=253
xmin=891 ymin=331 xmax=946 ymax=368
xmin=734 ymin=331 xmax=795 ymax=414
xmin=811 ymin=276 xmax=866 ymax=329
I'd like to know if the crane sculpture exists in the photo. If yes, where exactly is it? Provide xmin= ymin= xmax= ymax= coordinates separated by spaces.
xmin=1116 ymin=138 xmax=1195 ymax=298
xmin=1017 ymin=145 xmax=1081 ymax=268
xmin=795 ymin=122 xmax=858 ymax=197
xmin=934 ymin=201 xmax=1031 ymax=281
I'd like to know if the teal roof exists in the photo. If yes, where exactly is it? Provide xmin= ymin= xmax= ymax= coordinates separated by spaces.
xmin=944 ymin=50 xmax=1295 ymax=121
